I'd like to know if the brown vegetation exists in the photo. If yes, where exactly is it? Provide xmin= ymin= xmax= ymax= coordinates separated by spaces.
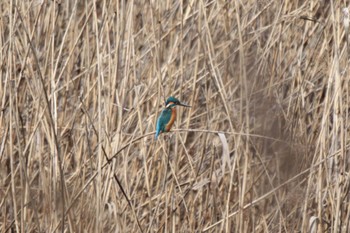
xmin=1 ymin=0 xmax=350 ymax=232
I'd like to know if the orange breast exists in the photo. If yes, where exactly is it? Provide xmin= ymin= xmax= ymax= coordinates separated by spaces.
xmin=165 ymin=108 xmax=176 ymax=132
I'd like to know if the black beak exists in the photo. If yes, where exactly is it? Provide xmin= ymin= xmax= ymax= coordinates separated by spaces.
xmin=178 ymin=102 xmax=191 ymax=108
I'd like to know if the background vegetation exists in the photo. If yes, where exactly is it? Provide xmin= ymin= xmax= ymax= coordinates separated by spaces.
xmin=1 ymin=0 xmax=350 ymax=232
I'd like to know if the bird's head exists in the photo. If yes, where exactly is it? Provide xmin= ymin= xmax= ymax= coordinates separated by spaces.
xmin=165 ymin=96 xmax=191 ymax=108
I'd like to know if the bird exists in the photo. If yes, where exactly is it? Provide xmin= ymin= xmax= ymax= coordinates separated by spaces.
xmin=155 ymin=96 xmax=191 ymax=139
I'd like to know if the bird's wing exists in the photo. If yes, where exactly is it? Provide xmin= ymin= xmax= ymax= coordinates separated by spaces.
xmin=156 ymin=108 xmax=171 ymax=138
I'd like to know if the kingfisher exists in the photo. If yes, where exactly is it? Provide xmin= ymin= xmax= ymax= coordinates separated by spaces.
xmin=155 ymin=96 xmax=191 ymax=139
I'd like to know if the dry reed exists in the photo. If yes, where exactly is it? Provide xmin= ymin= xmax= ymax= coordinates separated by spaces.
xmin=1 ymin=0 xmax=350 ymax=232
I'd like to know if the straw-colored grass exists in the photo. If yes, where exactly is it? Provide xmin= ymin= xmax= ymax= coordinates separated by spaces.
xmin=1 ymin=0 xmax=350 ymax=232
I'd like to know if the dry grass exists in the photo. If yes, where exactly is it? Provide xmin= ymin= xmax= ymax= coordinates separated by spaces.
xmin=1 ymin=0 xmax=350 ymax=232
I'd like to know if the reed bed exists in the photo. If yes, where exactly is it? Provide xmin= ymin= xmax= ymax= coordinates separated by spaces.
xmin=1 ymin=0 xmax=350 ymax=232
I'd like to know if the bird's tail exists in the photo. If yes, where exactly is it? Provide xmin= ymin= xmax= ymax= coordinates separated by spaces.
xmin=155 ymin=130 xmax=160 ymax=140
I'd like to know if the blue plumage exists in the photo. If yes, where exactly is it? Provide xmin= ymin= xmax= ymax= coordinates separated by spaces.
xmin=155 ymin=108 xmax=172 ymax=139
